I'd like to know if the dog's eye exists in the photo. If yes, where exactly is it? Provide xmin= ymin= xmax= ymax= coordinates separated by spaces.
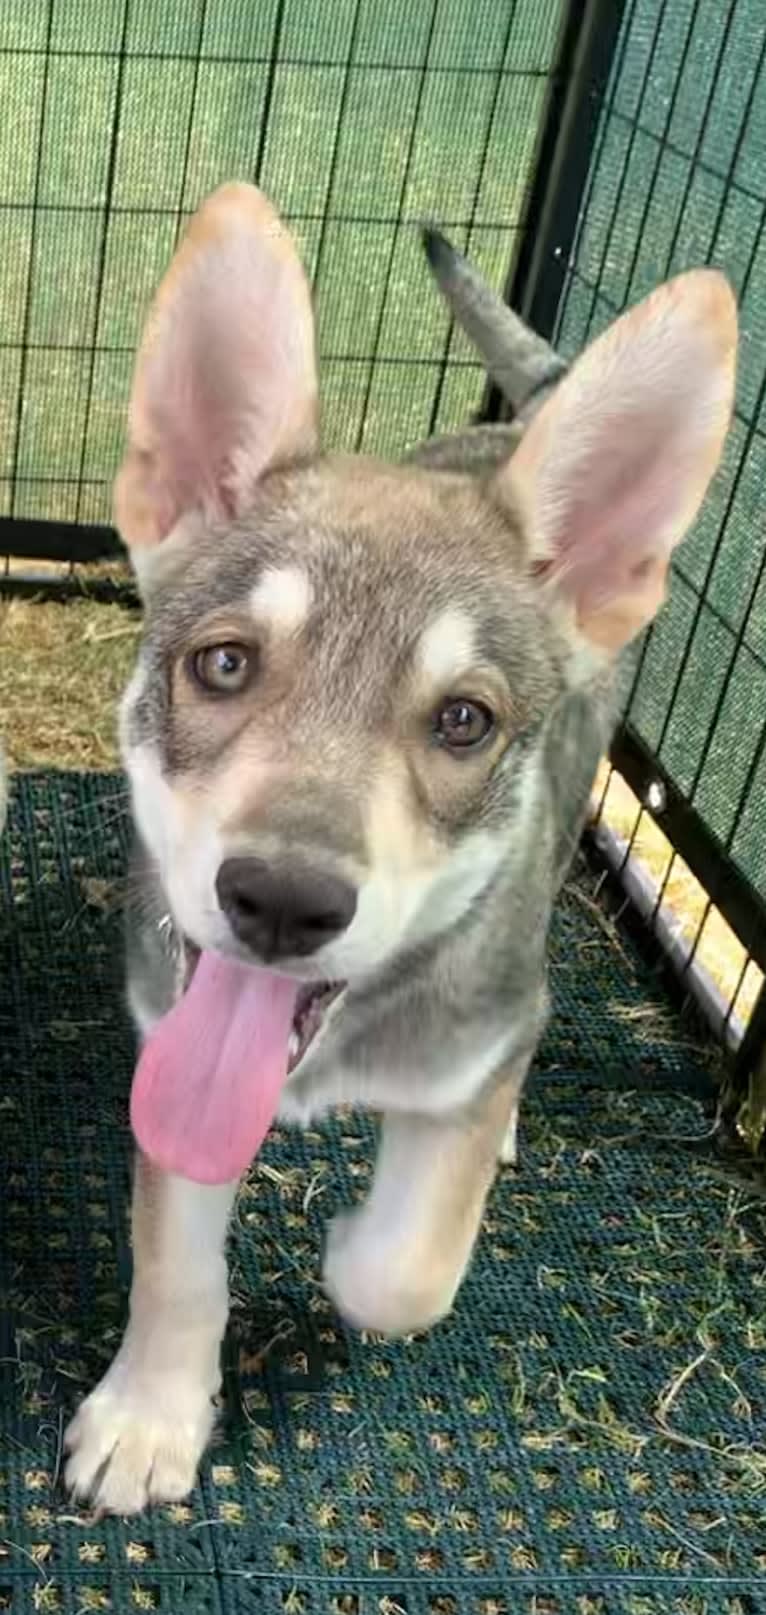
xmin=190 ymin=643 xmax=252 ymax=695
xmin=434 ymin=698 xmax=494 ymax=751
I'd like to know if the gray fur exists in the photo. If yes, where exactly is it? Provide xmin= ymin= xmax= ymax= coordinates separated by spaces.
xmin=421 ymin=227 xmax=568 ymax=421
xmin=284 ymin=686 xmax=613 ymax=1125
xmin=62 ymin=189 xmax=737 ymax=1519
xmin=123 ymin=284 xmax=615 ymax=1129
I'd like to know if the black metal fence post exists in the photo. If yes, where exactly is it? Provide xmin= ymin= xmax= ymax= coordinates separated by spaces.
xmin=483 ymin=0 xmax=627 ymax=421
xmin=479 ymin=0 xmax=766 ymax=1125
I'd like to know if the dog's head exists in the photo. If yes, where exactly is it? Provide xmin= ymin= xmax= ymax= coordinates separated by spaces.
xmin=118 ymin=184 xmax=736 ymax=987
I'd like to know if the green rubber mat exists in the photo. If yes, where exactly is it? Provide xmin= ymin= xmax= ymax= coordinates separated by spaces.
xmin=0 ymin=772 xmax=764 ymax=1614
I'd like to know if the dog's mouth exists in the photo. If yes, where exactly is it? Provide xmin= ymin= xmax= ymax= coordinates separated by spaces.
xmin=185 ymin=943 xmax=345 ymax=1076
xmin=130 ymin=943 xmax=347 ymax=1187
xmin=288 ymin=980 xmax=346 ymax=1072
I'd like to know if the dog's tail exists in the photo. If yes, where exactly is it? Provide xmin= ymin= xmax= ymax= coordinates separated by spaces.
xmin=421 ymin=227 xmax=567 ymax=421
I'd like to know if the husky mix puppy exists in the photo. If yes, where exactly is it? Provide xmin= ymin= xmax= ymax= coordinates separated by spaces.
xmin=63 ymin=186 xmax=736 ymax=1513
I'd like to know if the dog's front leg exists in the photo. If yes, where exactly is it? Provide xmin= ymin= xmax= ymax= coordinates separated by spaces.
xmin=323 ymin=1059 xmax=526 ymax=1337
xmin=65 ymin=1156 xmax=236 ymax=1514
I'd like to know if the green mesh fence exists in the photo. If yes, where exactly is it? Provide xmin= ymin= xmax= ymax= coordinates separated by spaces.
xmin=553 ymin=0 xmax=766 ymax=916
xmin=4 ymin=772 xmax=766 ymax=1615
xmin=0 ymin=0 xmax=562 ymax=529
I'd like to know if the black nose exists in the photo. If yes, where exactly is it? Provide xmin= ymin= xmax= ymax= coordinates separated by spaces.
xmin=216 ymin=857 xmax=357 ymax=961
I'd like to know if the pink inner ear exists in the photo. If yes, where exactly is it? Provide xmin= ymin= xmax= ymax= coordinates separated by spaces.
xmin=116 ymin=184 xmax=318 ymax=550
xmin=551 ymin=435 xmax=679 ymax=610
xmin=505 ymin=270 xmax=737 ymax=651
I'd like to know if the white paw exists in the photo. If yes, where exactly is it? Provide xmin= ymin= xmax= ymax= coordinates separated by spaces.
xmin=323 ymin=1209 xmax=457 ymax=1337
xmin=65 ymin=1365 xmax=216 ymax=1514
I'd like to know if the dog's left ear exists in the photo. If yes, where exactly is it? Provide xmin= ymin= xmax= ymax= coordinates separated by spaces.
xmin=498 ymin=270 xmax=737 ymax=652
xmin=114 ymin=183 xmax=318 ymax=551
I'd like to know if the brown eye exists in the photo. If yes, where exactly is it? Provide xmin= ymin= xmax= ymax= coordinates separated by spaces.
xmin=190 ymin=642 xmax=252 ymax=696
xmin=434 ymin=698 xmax=494 ymax=751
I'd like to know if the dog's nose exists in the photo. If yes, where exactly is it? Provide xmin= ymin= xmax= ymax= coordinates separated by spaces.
xmin=216 ymin=857 xmax=357 ymax=960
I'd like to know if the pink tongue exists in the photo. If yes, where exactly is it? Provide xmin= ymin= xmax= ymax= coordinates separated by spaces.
xmin=130 ymin=950 xmax=298 ymax=1185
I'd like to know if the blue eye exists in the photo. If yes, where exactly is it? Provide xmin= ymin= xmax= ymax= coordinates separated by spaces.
xmin=191 ymin=643 xmax=252 ymax=695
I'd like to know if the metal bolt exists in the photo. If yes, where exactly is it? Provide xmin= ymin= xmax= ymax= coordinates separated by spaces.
xmin=646 ymin=780 xmax=666 ymax=814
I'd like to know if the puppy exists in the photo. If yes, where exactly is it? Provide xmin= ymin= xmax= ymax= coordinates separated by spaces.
xmin=65 ymin=185 xmax=736 ymax=1513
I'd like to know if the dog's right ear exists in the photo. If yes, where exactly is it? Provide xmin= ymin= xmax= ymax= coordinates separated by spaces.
xmin=498 ymin=270 xmax=737 ymax=654
xmin=114 ymin=184 xmax=318 ymax=554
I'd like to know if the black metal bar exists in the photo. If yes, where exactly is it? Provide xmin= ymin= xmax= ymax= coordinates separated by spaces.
xmin=0 ymin=348 xmax=496 ymax=368
xmin=578 ymin=0 xmax=675 ymax=340
xmin=6 ymin=0 xmax=54 ymax=533
xmin=71 ymin=0 xmax=132 ymax=533
xmin=0 ymin=49 xmax=553 ymax=75
xmin=619 ymin=248 xmax=766 ymax=885
xmin=173 ymin=0 xmax=209 ymax=243
xmin=610 ymin=721 xmax=766 ymax=973
xmin=610 ymin=4 xmax=765 ymax=884
xmin=676 ymin=689 xmax=766 ymax=989
xmin=0 ymin=572 xmax=137 ymax=606
xmin=605 ymin=106 xmax=766 ymax=207
xmin=253 ymin=0 xmax=287 ymax=183
xmin=427 ymin=0 xmax=522 ymax=436
xmin=310 ymin=0 xmax=365 ymax=291
xmin=0 ymin=517 xmax=123 ymax=565
xmin=548 ymin=0 xmax=639 ymax=348
xmin=0 ymin=204 xmax=522 ymax=230
xmin=478 ymin=0 xmax=766 ymax=1093
xmin=353 ymin=0 xmax=442 ymax=452
xmin=734 ymin=982 xmax=766 ymax=1087
xmin=482 ymin=0 xmax=627 ymax=424
xmin=579 ymin=824 xmax=724 ymax=1090
xmin=654 ymin=0 xmax=740 ymax=282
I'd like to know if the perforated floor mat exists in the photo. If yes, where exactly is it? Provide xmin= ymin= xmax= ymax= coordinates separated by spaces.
xmin=0 ymin=773 xmax=764 ymax=1615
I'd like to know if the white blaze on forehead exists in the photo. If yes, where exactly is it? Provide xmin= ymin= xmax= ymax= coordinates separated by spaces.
xmin=416 ymin=608 xmax=477 ymax=689
xmin=249 ymin=564 xmax=312 ymax=634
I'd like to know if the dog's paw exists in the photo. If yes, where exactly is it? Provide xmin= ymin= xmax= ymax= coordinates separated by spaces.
xmin=65 ymin=1368 xmax=216 ymax=1514
xmin=323 ymin=1209 xmax=457 ymax=1337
